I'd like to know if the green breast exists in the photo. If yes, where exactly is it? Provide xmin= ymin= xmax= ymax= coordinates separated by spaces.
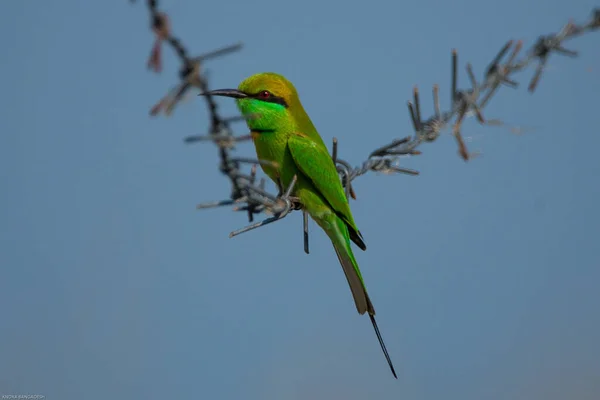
xmin=252 ymin=130 xmax=289 ymax=188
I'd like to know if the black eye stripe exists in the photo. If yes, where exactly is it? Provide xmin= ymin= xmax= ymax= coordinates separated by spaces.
xmin=251 ymin=91 xmax=288 ymax=108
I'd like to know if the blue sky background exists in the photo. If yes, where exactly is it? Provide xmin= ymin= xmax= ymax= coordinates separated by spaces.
xmin=1 ymin=1 xmax=599 ymax=399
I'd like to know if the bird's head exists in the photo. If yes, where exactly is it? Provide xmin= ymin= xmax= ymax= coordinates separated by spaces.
xmin=201 ymin=72 xmax=300 ymax=132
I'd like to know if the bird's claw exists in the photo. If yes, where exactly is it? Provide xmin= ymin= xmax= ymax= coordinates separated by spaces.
xmin=228 ymin=175 xmax=299 ymax=238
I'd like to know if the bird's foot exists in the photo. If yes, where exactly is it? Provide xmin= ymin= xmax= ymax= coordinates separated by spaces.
xmin=228 ymin=175 xmax=299 ymax=238
xmin=285 ymin=196 xmax=303 ymax=210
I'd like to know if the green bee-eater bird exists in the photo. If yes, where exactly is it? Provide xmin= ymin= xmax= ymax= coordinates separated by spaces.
xmin=202 ymin=72 xmax=397 ymax=378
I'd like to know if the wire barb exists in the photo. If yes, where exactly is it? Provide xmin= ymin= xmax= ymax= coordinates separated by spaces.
xmin=479 ymin=40 xmax=522 ymax=109
xmin=303 ymin=211 xmax=310 ymax=254
xmin=143 ymin=6 xmax=243 ymax=118
xmin=527 ymin=21 xmax=579 ymax=93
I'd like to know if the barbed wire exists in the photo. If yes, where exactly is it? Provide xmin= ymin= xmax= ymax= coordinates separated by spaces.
xmin=133 ymin=0 xmax=599 ymax=253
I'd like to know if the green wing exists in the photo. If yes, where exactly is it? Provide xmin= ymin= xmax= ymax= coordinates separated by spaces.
xmin=287 ymin=132 xmax=366 ymax=250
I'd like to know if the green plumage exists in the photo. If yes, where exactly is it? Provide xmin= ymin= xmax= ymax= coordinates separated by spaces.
xmin=206 ymin=72 xmax=397 ymax=378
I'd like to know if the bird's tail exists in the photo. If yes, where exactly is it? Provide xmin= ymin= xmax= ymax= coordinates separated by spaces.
xmin=324 ymin=214 xmax=398 ymax=379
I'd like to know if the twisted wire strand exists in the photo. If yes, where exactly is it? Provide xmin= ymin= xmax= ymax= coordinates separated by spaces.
xmin=133 ymin=0 xmax=599 ymax=249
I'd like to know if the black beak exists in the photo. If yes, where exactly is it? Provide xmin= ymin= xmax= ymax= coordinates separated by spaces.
xmin=199 ymin=89 xmax=248 ymax=99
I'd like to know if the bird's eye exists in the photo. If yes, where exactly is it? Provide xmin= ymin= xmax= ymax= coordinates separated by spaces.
xmin=258 ymin=90 xmax=271 ymax=99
